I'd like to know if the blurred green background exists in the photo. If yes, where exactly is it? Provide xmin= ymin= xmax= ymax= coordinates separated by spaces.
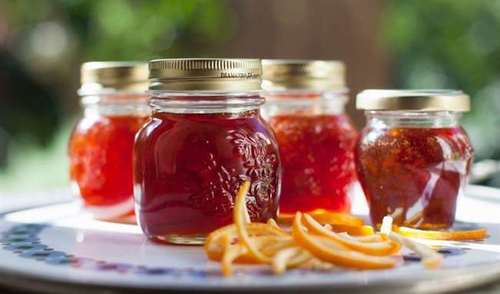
xmin=0 ymin=0 xmax=499 ymax=193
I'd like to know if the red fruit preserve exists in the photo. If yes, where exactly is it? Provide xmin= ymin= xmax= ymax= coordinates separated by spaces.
xmin=356 ymin=90 xmax=474 ymax=229
xmin=262 ymin=60 xmax=357 ymax=214
xmin=268 ymin=114 xmax=357 ymax=213
xmin=70 ymin=115 xmax=148 ymax=205
xmin=69 ymin=62 xmax=149 ymax=221
xmin=134 ymin=58 xmax=281 ymax=244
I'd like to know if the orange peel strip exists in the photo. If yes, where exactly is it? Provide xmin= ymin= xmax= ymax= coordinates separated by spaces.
xmin=388 ymin=232 xmax=443 ymax=269
xmin=292 ymin=213 xmax=397 ymax=269
xmin=267 ymin=218 xmax=287 ymax=233
xmin=234 ymin=181 xmax=272 ymax=263
xmin=271 ymin=247 xmax=311 ymax=274
xmin=303 ymin=213 xmax=400 ymax=256
xmin=222 ymin=243 xmax=247 ymax=276
xmin=397 ymin=226 xmax=488 ymax=241
xmin=338 ymin=232 xmax=385 ymax=243
xmin=204 ymin=224 xmax=288 ymax=261
xmin=207 ymin=235 xmax=292 ymax=263
xmin=279 ymin=211 xmax=364 ymax=227
xmin=329 ymin=224 xmax=374 ymax=236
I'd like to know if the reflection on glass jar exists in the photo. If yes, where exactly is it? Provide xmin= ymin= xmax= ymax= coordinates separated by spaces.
xmin=261 ymin=60 xmax=358 ymax=214
xmin=356 ymin=90 xmax=474 ymax=229
xmin=69 ymin=62 xmax=150 ymax=221
xmin=134 ymin=58 xmax=281 ymax=244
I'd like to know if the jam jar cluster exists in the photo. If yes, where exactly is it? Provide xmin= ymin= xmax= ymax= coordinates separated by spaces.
xmin=69 ymin=58 xmax=475 ymax=244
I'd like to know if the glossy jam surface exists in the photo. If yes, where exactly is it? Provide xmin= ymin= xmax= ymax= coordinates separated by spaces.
xmin=356 ymin=126 xmax=473 ymax=229
xmin=134 ymin=110 xmax=280 ymax=238
xmin=69 ymin=114 xmax=148 ymax=210
xmin=268 ymin=114 xmax=358 ymax=213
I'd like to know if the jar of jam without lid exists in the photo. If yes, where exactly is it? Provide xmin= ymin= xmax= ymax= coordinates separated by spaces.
xmin=261 ymin=60 xmax=358 ymax=214
xmin=69 ymin=62 xmax=150 ymax=221
xmin=134 ymin=58 xmax=281 ymax=244
xmin=356 ymin=90 xmax=474 ymax=229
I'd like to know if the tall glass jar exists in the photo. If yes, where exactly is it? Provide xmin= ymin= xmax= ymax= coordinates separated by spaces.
xmin=356 ymin=90 xmax=474 ymax=229
xmin=69 ymin=62 xmax=150 ymax=222
xmin=134 ymin=58 xmax=281 ymax=244
xmin=261 ymin=60 xmax=358 ymax=214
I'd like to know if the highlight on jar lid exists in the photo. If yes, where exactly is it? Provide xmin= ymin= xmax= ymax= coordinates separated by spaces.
xmin=148 ymin=58 xmax=262 ymax=91
xmin=261 ymin=59 xmax=346 ymax=91
xmin=79 ymin=61 xmax=149 ymax=96
xmin=356 ymin=89 xmax=470 ymax=112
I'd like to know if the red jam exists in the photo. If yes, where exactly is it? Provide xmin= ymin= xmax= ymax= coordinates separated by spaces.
xmin=69 ymin=115 xmax=148 ymax=215
xmin=356 ymin=126 xmax=473 ymax=229
xmin=134 ymin=109 xmax=280 ymax=239
xmin=268 ymin=114 xmax=358 ymax=214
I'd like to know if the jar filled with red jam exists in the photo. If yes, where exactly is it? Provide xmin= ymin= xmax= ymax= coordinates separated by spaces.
xmin=356 ymin=90 xmax=474 ymax=229
xmin=134 ymin=58 xmax=281 ymax=244
xmin=69 ymin=62 xmax=150 ymax=221
xmin=261 ymin=60 xmax=358 ymax=214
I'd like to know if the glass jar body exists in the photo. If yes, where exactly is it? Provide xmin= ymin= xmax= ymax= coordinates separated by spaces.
xmin=356 ymin=111 xmax=474 ymax=229
xmin=134 ymin=93 xmax=281 ymax=244
xmin=261 ymin=91 xmax=358 ymax=214
xmin=69 ymin=95 xmax=149 ymax=221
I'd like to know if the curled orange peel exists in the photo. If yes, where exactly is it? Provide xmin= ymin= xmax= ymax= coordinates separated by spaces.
xmin=204 ymin=182 xmax=460 ymax=276
xmin=234 ymin=181 xmax=272 ymax=263
xmin=292 ymin=213 xmax=397 ymax=270
xmin=303 ymin=213 xmax=401 ymax=256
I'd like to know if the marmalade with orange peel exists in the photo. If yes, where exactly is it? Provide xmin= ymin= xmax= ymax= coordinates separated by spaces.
xmin=356 ymin=126 xmax=473 ymax=229
xmin=69 ymin=114 xmax=148 ymax=213
xmin=268 ymin=113 xmax=358 ymax=214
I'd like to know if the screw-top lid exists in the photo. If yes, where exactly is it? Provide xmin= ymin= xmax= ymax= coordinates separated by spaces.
xmin=148 ymin=58 xmax=262 ymax=91
xmin=79 ymin=61 xmax=149 ymax=96
xmin=356 ymin=90 xmax=470 ymax=112
xmin=261 ymin=59 xmax=346 ymax=92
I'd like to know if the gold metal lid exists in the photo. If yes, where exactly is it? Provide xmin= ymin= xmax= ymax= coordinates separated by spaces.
xmin=356 ymin=89 xmax=470 ymax=112
xmin=148 ymin=58 xmax=262 ymax=91
xmin=261 ymin=59 xmax=346 ymax=92
xmin=79 ymin=61 xmax=149 ymax=95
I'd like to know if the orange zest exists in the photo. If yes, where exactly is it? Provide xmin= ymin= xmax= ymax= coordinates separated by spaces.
xmin=302 ymin=213 xmax=401 ymax=256
xmin=233 ymin=181 xmax=272 ymax=263
xmin=204 ymin=181 xmax=451 ymax=276
xmin=396 ymin=226 xmax=488 ymax=241
xmin=278 ymin=210 xmax=364 ymax=227
xmin=292 ymin=213 xmax=397 ymax=269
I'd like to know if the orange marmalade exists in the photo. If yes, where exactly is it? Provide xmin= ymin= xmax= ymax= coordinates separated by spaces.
xmin=356 ymin=90 xmax=473 ymax=229
xmin=69 ymin=62 xmax=149 ymax=220
xmin=262 ymin=60 xmax=357 ymax=214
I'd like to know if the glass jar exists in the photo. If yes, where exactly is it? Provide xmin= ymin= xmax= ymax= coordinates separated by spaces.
xmin=69 ymin=62 xmax=150 ymax=221
xmin=356 ymin=90 xmax=474 ymax=229
xmin=134 ymin=58 xmax=281 ymax=244
xmin=261 ymin=60 xmax=358 ymax=214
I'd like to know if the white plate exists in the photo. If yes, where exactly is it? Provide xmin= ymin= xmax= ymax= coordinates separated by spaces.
xmin=1 ymin=185 xmax=500 ymax=293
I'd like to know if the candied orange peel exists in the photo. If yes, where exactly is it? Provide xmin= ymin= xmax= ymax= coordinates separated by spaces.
xmin=204 ymin=181 xmax=455 ymax=276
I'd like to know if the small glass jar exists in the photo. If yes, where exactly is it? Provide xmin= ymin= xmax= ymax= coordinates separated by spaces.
xmin=356 ymin=90 xmax=474 ymax=229
xmin=69 ymin=62 xmax=150 ymax=221
xmin=261 ymin=60 xmax=358 ymax=214
xmin=134 ymin=58 xmax=281 ymax=244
